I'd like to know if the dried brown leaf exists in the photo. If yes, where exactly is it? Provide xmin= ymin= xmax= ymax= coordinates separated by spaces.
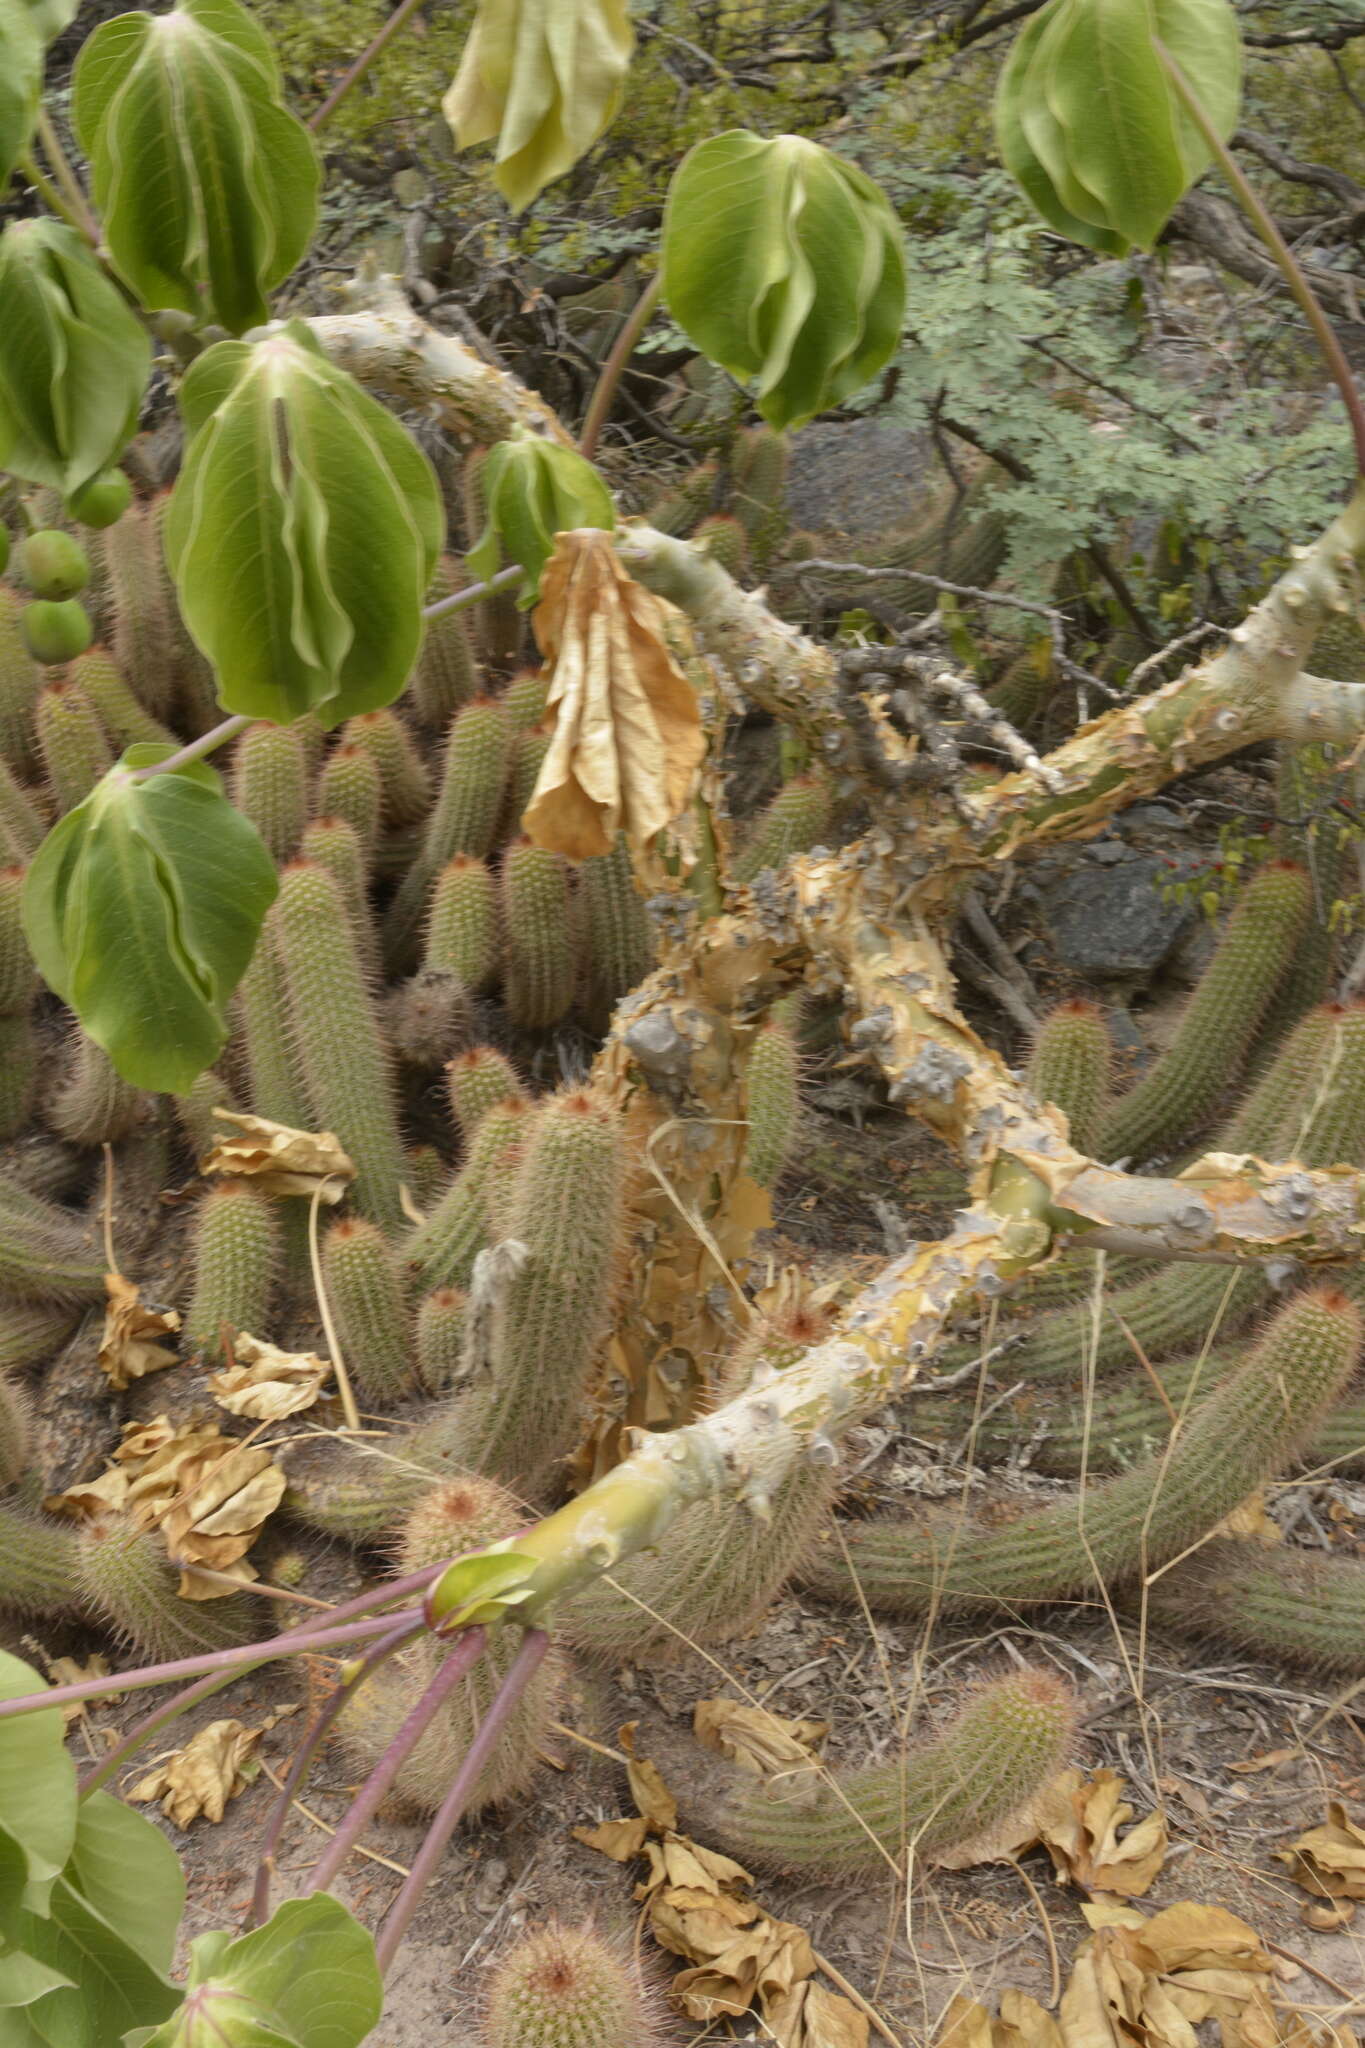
xmin=693 ymin=1698 xmax=829 ymax=1784
xmin=128 ymin=1711 xmax=294 ymax=1826
xmin=48 ymin=1655 xmax=119 ymax=1724
xmin=1031 ymin=1768 xmax=1170 ymax=1898
xmin=525 ymin=530 xmax=704 ymax=858
xmin=571 ymin=1815 xmax=650 ymax=1862
xmin=1275 ymin=1801 xmax=1365 ymax=1901
xmin=765 ymin=1976 xmax=870 ymax=2048
xmin=210 ymin=1334 xmax=332 ymax=1420
xmin=98 ymin=1272 xmax=181 ymax=1390
xmin=202 ymin=1111 xmax=354 ymax=1200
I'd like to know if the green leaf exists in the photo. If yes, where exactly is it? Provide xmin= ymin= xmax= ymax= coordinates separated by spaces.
xmin=22 ymin=0 xmax=78 ymax=44
xmin=8 ymin=1878 xmax=180 ymax=2048
xmin=0 ymin=0 xmax=41 ymax=188
xmin=21 ymin=749 xmax=279 ymax=1093
xmin=443 ymin=0 xmax=633 ymax=213
xmin=662 ymin=132 xmax=906 ymax=432
xmin=62 ymin=1797 xmax=183 ymax=1979
xmin=163 ymin=325 xmax=444 ymax=725
xmin=142 ymin=1898 xmax=382 ymax=2048
xmin=426 ymin=1548 xmax=539 ymax=1632
xmin=995 ymin=0 xmax=1241 ymax=254
xmin=0 ymin=220 xmax=151 ymax=498
xmin=72 ymin=0 xmax=319 ymax=334
xmin=0 ymin=1653 xmax=76 ymax=1925
xmin=466 ymin=434 xmax=614 ymax=604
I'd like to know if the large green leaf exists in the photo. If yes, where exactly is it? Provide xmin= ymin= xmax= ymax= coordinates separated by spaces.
xmin=21 ymin=748 xmax=279 ymax=1093
xmin=0 ymin=1654 xmax=76 ymax=1926
xmin=71 ymin=0 xmax=319 ymax=333
xmin=995 ymin=0 xmax=1242 ymax=254
xmin=443 ymin=0 xmax=633 ymax=212
xmin=21 ymin=0 xmax=77 ymax=45
xmin=8 ymin=1880 xmax=180 ymax=2048
xmin=0 ymin=0 xmax=41 ymax=189
xmin=143 ymin=1898 xmax=382 ymax=2048
xmin=62 ymin=1798 xmax=183 ymax=1979
xmin=662 ymin=131 xmax=906 ymax=432
xmin=466 ymin=433 xmax=614 ymax=604
xmin=163 ymin=324 xmax=444 ymax=725
xmin=0 ymin=220 xmax=150 ymax=498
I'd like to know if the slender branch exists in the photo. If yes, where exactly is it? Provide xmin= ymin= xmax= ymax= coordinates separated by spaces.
xmin=421 ymin=565 xmax=522 ymax=620
xmin=128 ymin=713 xmax=249 ymax=781
xmin=374 ymin=1629 xmax=550 ymax=1974
xmin=308 ymin=0 xmax=429 ymax=131
xmin=33 ymin=110 xmax=100 ymax=246
xmin=302 ymin=1628 xmax=488 ymax=1899
xmin=578 ymin=273 xmax=664 ymax=460
xmin=309 ymin=1184 xmax=360 ymax=1431
xmin=18 ymin=152 xmax=85 ymax=237
xmin=247 ymin=1616 xmax=423 ymax=1927
xmin=1157 ymin=43 xmax=1365 ymax=477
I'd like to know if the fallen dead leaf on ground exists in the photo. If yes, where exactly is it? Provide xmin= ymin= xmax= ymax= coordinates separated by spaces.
xmin=576 ymin=1723 xmax=868 ymax=2046
xmin=525 ymin=530 xmax=704 ymax=858
xmin=201 ymin=1112 xmax=355 ymax=1200
xmin=98 ymin=1272 xmax=181 ymax=1389
xmin=1031 ymin=1768 xmax=1169 ymax=1898
xmin=47 ymin=1655 xmax=119 ymax=1725
xmin=1275 ymin=1802 xmax=1365 ymax=1920
xmin=210 ymin=1334 xmax=332 ymax=1420
xmin=693 ymin=1698 xmax=829 ymax=1785
xmin=128 ymin=1708 xmax=296 ymax=1826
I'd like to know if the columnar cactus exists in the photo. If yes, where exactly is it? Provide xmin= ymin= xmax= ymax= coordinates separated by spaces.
xmin=501 ymin=841 xmax=576 ymax=1031
xmin=234 ymin=936 xmax=310 ymax=1130
xmin=321 ymin=1217 xmax=415 ymax=1405
xmin=344 ymin=709 xmax=432 ymax=827
xmin=405 ymin=1096 xmax=537 ymax=1294
xmin=731 ymin=424 xmax=790 ymax=571
xmin=70 ymin=647 xmax=175 ymax=751
xmin=95 ymin=498 xmax=179 ymax=718
xmin=183 ymin=1180 xmax=280 ymax=1363
xmin=35 ymin=679 xmax=112 ymax=813
xmin=49 ymin=1030 xmax=145 ymax=1146
xmin=733 ymin=774 xmax=833 ymax=885
xmin=0 ymin=1174 xmax=104 ymax=1302
xmin=501 ymin=669 xmax=548 ymax=734
xmin=1141 ymin=1538 xmax=1365 ymax=1676
xmin=299 ymin=815 xmax=378 ymax=977
xmin=578 ymin=834 xmax=655 ymax=1029
xmin=0 ymin=1369 xmax=31 ymax=1487
xmin=317 ymin=741 xmax=383 ymax=858
xmin=385 ymin=698 xmax=512 ymax=970
xmin=0 ymin=588 xmax=41 ymax=775
xmin=425 ymin=855 xmax=500 ymax=993
xmin=743 ymin=1021 xmax=800 ymax=1190
xmin=1026 ymin=999 xmax=1112 ymax=1153
xmin=415 ymin=1286 xmax=467 ymax=1393
xmin=0 ymin=1013 xmax=34 ymax=1139
xmin=0 ymin=760 xmax=45 ymax=860
xmin=445 ymin=1046 xmax=526 ymax=1144
xmin=230 ymin=722 xmax=308 ymax=862
xmin=413 ymin=556 xmax=478 ymax=725
xmin=0 ymin=864 xmax=35 ymax=1014
xmin=77 ymin=1515 xmax=258 ymax=1658
xmin=0 ymin=1503 xmax=80 ymax=1617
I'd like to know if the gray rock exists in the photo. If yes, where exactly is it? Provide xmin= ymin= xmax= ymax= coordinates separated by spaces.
xmin=1035 ymin=847 xmax=1201 ymax=977
xmin=786 ymin=416 xmax=934 ymax=540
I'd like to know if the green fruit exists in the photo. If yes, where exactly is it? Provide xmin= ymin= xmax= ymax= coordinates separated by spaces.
xmin=65 ymin=470 xmax=133 ymax=530
xmin=19 ymin=530 xmax=90 ymax=600
xmin=21 ymin=599 xmax=93 ymax=664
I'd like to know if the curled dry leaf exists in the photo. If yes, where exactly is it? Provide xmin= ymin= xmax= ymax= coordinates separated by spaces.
xmin=575 ymin=1728 xmax=868 ymax=2046
xmin=693 ymin=1698 xmax=829 ymax=1785
xmin=44 ymin=1413 xmax=286 ymax=1599
xmin=1275 ymin=1802 xmax=1365 ymax=1903
xmin=525 ymin=529 xmax=704 ymax=859
xmin=128 ymin=1708 xmax=295 ymax=1827
xmin=1031 ymin=1768 xmax=1169 ymax=1899
xmin=202 ymin=1109 xmax=355 ymax=1201
xmin=98 ymin=1271 xmax=181 ymax=1390
xmin=48 ymin=1654 xmax=119 ymax=1726
xmin=210 ymin=1333 xmax=332 ymax=1420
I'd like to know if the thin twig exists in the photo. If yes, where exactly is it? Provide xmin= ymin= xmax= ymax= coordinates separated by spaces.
xmin=421 ymin=565 xmax=523 ymax=621
xmin=308 ymin=0 xmax=429 ymax=131
xmin=34 ymin=109 xmax=100 ymax=245
xmin=308 ymin=1183 xmax=360 ymax=1432
xmin=128 ymin=714 xmax=249 ymax=781
xmin=579 ymin=273 xmax=664 ymax=460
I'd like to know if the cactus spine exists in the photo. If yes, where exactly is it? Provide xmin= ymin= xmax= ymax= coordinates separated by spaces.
xmin=338 ymin=1477 xmax=559 ymax=1813
xmin=174 ymin=1069 xmax=235 ymax=1161
xmin=273 ymin=862 xmax=407 ymax=1230
xmin=416 ymin=1287 xmax=467 ymax=1393
xmin=0 ymin=760 xmax=45 ymax=860
xmin=743 ymin=1021 xmax=800 ymax=1190
xmin=405 ymin=1096 xmax=536 ymax=1294
xmin=344 ymin=709 xmax=432 ymax=827
xmin=705 ymin=1669 xmax=1075 ymax=1875
xmin=388 ymin=969 xmax=473 ymax=1071
xmin=299 ymin=815 xmax=378 ymax=977
xmin=35 ymin=679 xmax=113 ymax=813
xmin=1140 ymin=1539 xmax=1365 ymax=1676
xmin=234 ymin=936 xmax=309 ymax=1129
xmin=0 ymin=865 xmax=35 ymax=1013
xmin=480 ymin=1923 xmax=663 ymax=2048
xmin=0 ymin=1503 xmax=80 ymax=1617
xmin=230 ymin=722 xmax=308 ymax=862
xmin=501 ymin=669 xmax=548 ymax=734
xmin=69 ymin=647 xmax=176 ymax=751
xmin=0 ymin=588 xmax=41 ymax=775
xmin=95 ymin=500 xmax=179 ymax=718
xmin=501 ymin=841 xmax=576 ymax=1030
xmin=733 ymin=774 xmax=833 ymax=884
xmin=77 ymin=1516 xmax=257 ymax=1658
xmin=414 ymin=557 xmax=478 ymax=725
xmin=317 ymin=741 xmax=383 ymax=857
xmin=446 ymin=1047 xmax=527 ymax=1144
xmin=732 ymin=425 xmax=790 ymax=571
xmin=1096 ymin=862 xmax=1312 ymax=1163
xmin=183 ymin=1180 xmax=280 ymax=1362
xmin=0 ymin=1174 xmax=104 ymax=1301
xmin=49 ymin=1031 xmax=145 ymax=1146
xmin=1026 ymin=1000 xmax=1112 ymax=1153
xmin=805 ymin=1288 xmax=1361 ymax=1614
xmin=0 ymin=1013 xmax=35 ymax=1139
xmin=578 ymin=834 xmax=654 ymax=1027
xmin=0 ymin=1302 xmax=77 ymax=1373
xmin=425 ymin=855 xmax=500 ymax=992
xmin=459 ymin=1091 xmax=626 ymax=1492
xmin=385 ymin=699 xmax=512 ymax=970
xmin=321 ymin=1217 xmax=415 ymax=1405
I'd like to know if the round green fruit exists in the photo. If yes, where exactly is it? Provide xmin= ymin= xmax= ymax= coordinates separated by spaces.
xmin=18 ymin=530 xmax=90 ymax=601
xmin=21 ymin=600 xmax=93 ymax=664
xmin=65 ymin=470 xmax=132 ymax=530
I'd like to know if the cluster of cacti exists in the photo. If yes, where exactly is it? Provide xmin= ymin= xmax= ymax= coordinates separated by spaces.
xmin=479 ymin=1921 xmax=663 ymax=2048
xmin=805 ymin=1287 xmax=1360 ymax=1614
xmin=337 ymin=1477 xmax=560 ymax=1813
xmin=698 ymin=1668 xmax=1075 ymax=1875
xmin=49 ymin=1029 xmax=146 ymax=1147
xmin=321 ymin=1217 xmax=415 ymax=1405
xmin=1026 ymin=999 xmax=1111 ymax=1153
xmin=183 ymin=1179 xmax=280 ymax=1362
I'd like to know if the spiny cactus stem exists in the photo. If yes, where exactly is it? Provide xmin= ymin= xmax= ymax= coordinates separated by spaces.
xmin=374 ymin=1628 xmax=550 ymax=1976
xmin=422 ymin=565 xmax=522 ymax=620
xmin=128 ymin=712 xmax=248 ymax=781
xmin=305 ymin=1626 xmax=490 ymax=1905
xmin=308 ymin=1185 xmax=361 ymax=1431
xmin=248 ymin=1615 xmax=427 ymax=1929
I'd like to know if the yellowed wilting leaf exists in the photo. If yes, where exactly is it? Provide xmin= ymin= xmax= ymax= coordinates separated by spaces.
xmin=1031 ymin=1768 xmax=1169 ymax=1898
xmin=1211 ymin=1493 xmax=1283 ymax=1545
xmin=935 ymin=1989 xmax=1063 ymax=2048
xmin=48 ymin=1655 xmax=119 ymax=1725
xmin=765 ymin=1975 xmax=870 ymax=2048
xmin=693 ymin=1698 xmax=829 ymax=1786
xmin=128 ymin=1709 xmax=295 ymax=1826
xmin=201 ymin=1110 xmax=355 ymax=1200
xmin=525 ymin=529 xmax=704 ymax=858
xmin=618 ymin=1719 xmax=678 ymax=1832
xmin=571 ymin=1814 xmax=650 ymax=1862
xmin=1275 ymin=1802 xmax=1365 ymax=1902
xmin=98 ymin=1272 xmax=181 ymax=1390
xmin=210 ymin=1334 xmax=332 ymax=1420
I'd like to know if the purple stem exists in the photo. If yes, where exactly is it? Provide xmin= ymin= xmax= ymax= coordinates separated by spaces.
xmin=0 ymin=1608 xmax=428 ymax=1724
xmin=374 ymin=1629 xmax=550 ymax=1975
xmin=301 ymin=1627 xmax=488 ymax=1900
xmin=247 ymin=1616 xmax=424 ymax=1928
